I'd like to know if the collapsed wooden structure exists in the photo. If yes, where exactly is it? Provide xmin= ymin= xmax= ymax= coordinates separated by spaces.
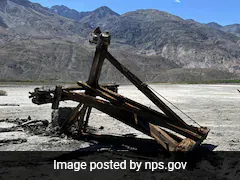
xmin=29 ymin=27 xmax=210 ymax=151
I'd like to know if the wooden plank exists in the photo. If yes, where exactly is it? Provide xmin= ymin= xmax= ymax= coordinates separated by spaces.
xmin=149 ymin=124 xmax=178 ymax=151
xmin=99 ymin=85 xmax=170 ymax=119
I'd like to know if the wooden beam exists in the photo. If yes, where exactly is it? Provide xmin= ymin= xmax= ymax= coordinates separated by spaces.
xmin=149 ymin=124 xmax=178 ymax=151
xmin=105 ymin=52 xmax=189 ymax=128
xmin=52 ymin=86 xmax=62 ymax=109
xmin=83 ymin=106 xmax=92 ymax=132
xmin=78 ymin=105 xmax=88 ymax=134
xmin=87 ymin=43 xmax=107 ymax=88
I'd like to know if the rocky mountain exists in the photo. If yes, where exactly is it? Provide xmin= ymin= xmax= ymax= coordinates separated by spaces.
xmin=0 ymin=0 xmax=240 ymax=83
xmin=207 ymin=22 xmax=223 ymax=29
xmin=79 ymin=6 xmax=120 ymax=28
xmin=0 ymin=0 xmax=92 ymax=41
xmin=54 ymin=7 xmax=240 ymax=75
xmin=49 ymin=5 xmax=91 ymax=21
xmin=50 ymin=5 xmax=120 ymax=27
xmin=0 ymin=0 xmax=177 ymax=83
xmin=107 ymin=10 xmax=240 ymax=74
xmin=207 ymin=22 xmax=240 ymax=36
xmin=223 ymin=24 xmax=240 ymax=36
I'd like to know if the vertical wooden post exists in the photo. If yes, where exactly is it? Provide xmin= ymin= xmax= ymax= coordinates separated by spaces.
xmin=83 ymin=28 xmax=111 ymax=129
xmin=78 ymin=105 xmax=88 ymax=134
xmin=52 ymin=86 xmax=62 ymax=109
xmin=87 ymin=45 xmax=107 ymax=88
xmin=83 ymin=107 xmax=92 ymax=132
xmin=87 ymin=28 xmax=110 ymax=88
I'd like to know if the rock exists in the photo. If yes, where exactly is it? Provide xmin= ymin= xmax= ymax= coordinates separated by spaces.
xmin=99 ymin=126 xmax=104 ymax=130
xmin=0 ymin=90 xmax=7 ymax=96
xmin=51 ymin=108 xmax=74 ymax=128
xmin=60 ymin=134 xmax=66 ymax=139
xmin=21 ymin=120 xmax=49 ymax=135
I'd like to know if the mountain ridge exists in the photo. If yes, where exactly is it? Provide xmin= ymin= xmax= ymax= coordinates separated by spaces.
xmin=207 ymin=22 xmax=240 ymax=36
xmin=0 ymin=0 xmax=239 ymax=83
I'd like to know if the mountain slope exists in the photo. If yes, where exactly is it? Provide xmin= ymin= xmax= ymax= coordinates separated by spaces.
xmin=79 ymin=6 xmax=120 ymax=28
xmin=106 ymin=10 xmax=240 ymax=73
xmin=0 ymin=0 xmax=91 ymax=41
xmin=207 ymin=22 xmax=223 ymax=29
xmin=0 ymin=0 xmax=180 ymax=83
xmin=50 ymin=5 xmax=91 ymax=21
xmin=53 ymin=7 xmax=240 ymax=74
xmin=0 ymin=0 xmax=239 ymax=83
xmin=224 ymin=24 xmax=240 ymax=36
xmin=207 ymin=22 xmax=240 ymax=36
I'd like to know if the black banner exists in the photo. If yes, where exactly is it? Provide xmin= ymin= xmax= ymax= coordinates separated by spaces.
xmin=0 ymin=150 xmax=240 ymax=180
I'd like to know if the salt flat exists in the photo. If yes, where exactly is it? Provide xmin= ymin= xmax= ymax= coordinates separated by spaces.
xmin=0 ymin=84 xmax=240 ymax=151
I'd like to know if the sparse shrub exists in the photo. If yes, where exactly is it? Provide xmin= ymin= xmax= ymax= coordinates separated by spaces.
xmin=0 ymin=90 xmax=7 ymax=96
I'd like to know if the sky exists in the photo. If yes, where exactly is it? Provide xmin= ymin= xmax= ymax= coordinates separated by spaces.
xmin=30 ymin=0 xmax=240 ymax=26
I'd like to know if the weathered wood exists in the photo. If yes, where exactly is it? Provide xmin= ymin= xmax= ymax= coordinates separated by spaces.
xmin=105 ymin=52 xmax=209 ymax=138
xmin=60 ymin=103 xmax=82 ymax=130
xmin=105 ymin=52 xmax=189 ymax=128
xmin=21 ymin=120 xmax=49 ymax=127
xmin=77 ymin=82 xmax=171 ymax=127
xmin=62 ymin=91 xmax=166 ymax=137
xmin=78 ymin=104 xmax=88 ymax=134
xmin=87 ymin=43 xmax=107 ymax=88
xmin=99 ymin=85 xmax=170 ymax=119
xmin=68 ymin=103 xmax=82 ymax=123
xmin=175 ymin=138 xmax=196 ymax=151
xmin=62 ymin=91 xmax=198 ymax=151
xmin=52 ymin=86 xmax=62 ymax=109
xmin=149 ymin=124 xmax=178 ymax=151
xmin=83 ymin=106 xmax=92 ymax=132
xmin=76 ymin=81 xmax=204 ymax=141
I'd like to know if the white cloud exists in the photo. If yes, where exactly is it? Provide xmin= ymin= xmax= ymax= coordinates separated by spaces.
xmin=174 ymin=0 xmax=181 ymax=3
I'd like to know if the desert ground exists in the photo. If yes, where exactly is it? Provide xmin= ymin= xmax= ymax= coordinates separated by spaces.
xmin=1 ymin=83 xmax=240 ymax=180
xmin=0 ymin=83 xmax=240 ymax=151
